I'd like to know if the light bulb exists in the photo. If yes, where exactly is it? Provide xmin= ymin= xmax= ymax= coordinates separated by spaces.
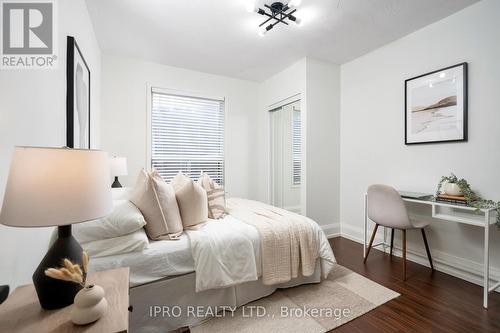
xmin=289 ymin=0 xmax=302 ymax=7
xmin=439 ymin=72 xmax=446 ymax=78
xmin=295 ymin=17 xmax=303 ymax=26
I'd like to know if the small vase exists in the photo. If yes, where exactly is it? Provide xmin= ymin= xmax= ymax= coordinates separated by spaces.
xmin=71 ymin=284 xmax=108 ymax=325
xmin=444 ymin=182 xmax=462 ymax=196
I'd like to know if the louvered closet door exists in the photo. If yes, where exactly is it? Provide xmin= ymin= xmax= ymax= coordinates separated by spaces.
xmin=151 ymin=89 xmax=225 ymax=184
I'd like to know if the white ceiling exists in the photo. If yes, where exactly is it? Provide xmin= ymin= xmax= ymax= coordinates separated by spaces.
xmin=85 ymin=0 xmax=478 ymax=82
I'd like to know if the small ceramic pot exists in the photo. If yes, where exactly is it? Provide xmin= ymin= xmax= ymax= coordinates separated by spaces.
xmin=443 ymin=182 xmax=462 ymax=196
xmin=71 ymin=284 xmax=108 ymax=325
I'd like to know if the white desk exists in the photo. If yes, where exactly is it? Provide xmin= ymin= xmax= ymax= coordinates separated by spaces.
xmin=363 ymin=193 xmax=497 ymax=309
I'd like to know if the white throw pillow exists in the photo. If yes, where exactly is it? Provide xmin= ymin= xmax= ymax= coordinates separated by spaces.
xmin=130 ymin=169 xmax=183 ymax=240
xmin=72 ymin=200 xmax=146 ymax=243
xmin=174 ymin=177 xmax=208 ymax=229
xmin=198 ymin=172 xmax=226 ymax=219
xmin=82 ymin=229 xmax=149 ymax=258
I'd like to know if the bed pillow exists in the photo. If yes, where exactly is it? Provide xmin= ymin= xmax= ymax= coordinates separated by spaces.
xmin=81 ymin=229 xmax=149 ymax=258
xmin=198 ymin=172 xmax=226 ymax=219
xmin=72 ymin=200 xmax=147 ymax=243
xmin=130 ymin=169 xmax=183 ymax=240
xmin=170 ymin=172 xmax=191 ymax=191
xmin=150 ymin=171 xmax=184 ymax=238
xmin=174 ymin=178 xmax=208 ymax=229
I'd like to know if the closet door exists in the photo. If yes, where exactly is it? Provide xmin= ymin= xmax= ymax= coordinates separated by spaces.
xmin=270 ymin=101 xmax=301 ymax=213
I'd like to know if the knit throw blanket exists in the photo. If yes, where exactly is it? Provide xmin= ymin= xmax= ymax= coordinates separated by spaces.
xmin=226 ymin=198 xmax=320 ymax=285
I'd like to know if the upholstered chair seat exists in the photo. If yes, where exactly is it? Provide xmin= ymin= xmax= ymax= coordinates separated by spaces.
xmin=364 ymin=184 xmax=434 ymax=280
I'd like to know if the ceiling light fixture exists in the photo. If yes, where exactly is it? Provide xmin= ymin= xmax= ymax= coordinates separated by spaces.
xmin=251 ymin=1 xmax=302 ymax=36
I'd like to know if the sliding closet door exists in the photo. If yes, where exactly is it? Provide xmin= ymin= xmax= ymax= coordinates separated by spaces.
xmin=270 ymin=101 xmax=301 ymax=213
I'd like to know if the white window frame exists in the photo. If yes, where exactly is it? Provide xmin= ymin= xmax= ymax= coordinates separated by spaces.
xmin=146 ymin=85 xmax=227 ymax=186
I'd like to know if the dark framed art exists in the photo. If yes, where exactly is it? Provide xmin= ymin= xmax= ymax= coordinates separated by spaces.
xmin=405 ymin=62 xmax=468 ymax=145
xmin=66 ymin=36 xmax=91 ymax=149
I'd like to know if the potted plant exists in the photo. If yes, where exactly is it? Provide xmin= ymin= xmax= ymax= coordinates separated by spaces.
xmin=441 ymin=174 xmax=462 ymax=196
xmin=436 ymin=173 xmax=500 ymax=225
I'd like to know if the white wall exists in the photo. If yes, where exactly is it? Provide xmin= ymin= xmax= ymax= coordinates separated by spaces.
xmin=306 ymin=59 xmax=341 ymax=235
xmin=257 ymin=58 xmax=341 ymax=232
xmin=100 ymin=55 xmax=259 ymax=199
xmin=101 ymin=55 xmax=341 ymax=232
xmin=0 ymin=0 xmax=102 ymax=289
xmin=256 ymin=59 xmax=307 ymax=205
xmin=340 ymin=0 xmax=500 ymax=284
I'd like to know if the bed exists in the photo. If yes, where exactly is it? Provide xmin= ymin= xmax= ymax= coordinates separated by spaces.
xmin=86 ymin=195 xmax=336 ymax=332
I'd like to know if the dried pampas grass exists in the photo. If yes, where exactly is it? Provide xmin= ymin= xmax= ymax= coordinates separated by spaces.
xmin=44 ymin=251 xmax=90 ymax=287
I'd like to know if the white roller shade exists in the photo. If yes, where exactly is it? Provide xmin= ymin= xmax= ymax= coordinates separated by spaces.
xmin=151 ymin=89 xmax=225 ymax=184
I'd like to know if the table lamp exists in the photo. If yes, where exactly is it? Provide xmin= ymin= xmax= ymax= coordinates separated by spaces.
xmin=110 ymin=156 xmax=128 ymax=188
xmin=0 ymin=147 xmax=113 ymax=310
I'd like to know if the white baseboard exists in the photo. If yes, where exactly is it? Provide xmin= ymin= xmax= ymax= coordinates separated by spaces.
xmin=340 ymin=223 xmax=500 ymax=293
xmin=321 ymin=223 xmax=340 ymax=239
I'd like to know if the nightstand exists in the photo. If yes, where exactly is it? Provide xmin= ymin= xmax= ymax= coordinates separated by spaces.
xmin=0 ymin=267 xmax=130 ymax=332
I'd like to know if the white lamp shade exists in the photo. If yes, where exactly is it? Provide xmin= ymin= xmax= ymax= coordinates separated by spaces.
xmin=0 ymin=147 xmax=113 ymax=227
xmin=110 ymin=156 xmax=128 ymax=177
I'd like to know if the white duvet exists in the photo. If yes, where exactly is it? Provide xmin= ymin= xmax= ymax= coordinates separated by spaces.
xmin=186 ymin=204 xmax=335 ymax=292
xmin=185 ymin=216 xmax=261 ymax=292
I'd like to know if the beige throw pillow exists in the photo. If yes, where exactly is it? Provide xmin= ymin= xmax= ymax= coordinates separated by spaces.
xmin=198 ymin=172 xmax=226 ymax=219
xmin=130 ymin=169 xmax=183 ymax=240
xmin=171 ymin=172 xmax=191 ymax=191
xmin=173 ymin=177 xmax=208 ymax=229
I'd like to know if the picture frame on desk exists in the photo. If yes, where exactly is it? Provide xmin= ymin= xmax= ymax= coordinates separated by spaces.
xmin=405 ymin=62 xmax=468 ymax=145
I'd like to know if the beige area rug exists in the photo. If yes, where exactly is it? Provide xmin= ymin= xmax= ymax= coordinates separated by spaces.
xmin=190 ymin=265 xmax=399 ymax=333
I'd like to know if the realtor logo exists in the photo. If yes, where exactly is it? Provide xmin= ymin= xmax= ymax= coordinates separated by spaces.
xmin=1 ymin=0 xmax=57 ymax=69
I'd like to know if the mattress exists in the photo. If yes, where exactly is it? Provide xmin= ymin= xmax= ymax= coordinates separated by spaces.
xmin=89 ymin=233 xmax=195 ymax=287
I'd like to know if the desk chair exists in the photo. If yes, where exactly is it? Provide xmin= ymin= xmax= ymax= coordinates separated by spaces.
xmin=364 ymin=184 xmax=434 ymax=280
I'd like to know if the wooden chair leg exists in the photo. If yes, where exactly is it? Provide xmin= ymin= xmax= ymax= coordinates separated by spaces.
xmin=364 ymin=224 xmax=379 ymax=263
xmin=390 ymin=228 xmax=394 ymax=256
xmin=402 ymin=229 xmax=407 ymax=281
xmin=421 ymin=229 xmax=434 ymax=271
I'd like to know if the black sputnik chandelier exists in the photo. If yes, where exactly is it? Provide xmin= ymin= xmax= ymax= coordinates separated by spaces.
xmin=247 ymin=0 xmax=303 ymax=36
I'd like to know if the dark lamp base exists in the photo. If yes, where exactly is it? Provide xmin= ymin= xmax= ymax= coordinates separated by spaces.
xmin=32 ymin=225 xmax=83 ymax=310
xmin=111 ymin=176 xmax=122 ymax=188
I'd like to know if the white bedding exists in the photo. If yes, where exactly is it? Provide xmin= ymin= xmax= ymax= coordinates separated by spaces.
xmin=185 ymin=215 xmax=261 ymax=292
xmin=89 ymin=233 xmax=195 ymax=287
xmin=90 ymin=207 xmax=335 ymax=290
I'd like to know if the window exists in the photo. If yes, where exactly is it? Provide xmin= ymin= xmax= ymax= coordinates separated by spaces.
xmin=150 ymin=88 xmax=225 ymax=184
xmin=292 ymin=109 xmax=301 ymax=185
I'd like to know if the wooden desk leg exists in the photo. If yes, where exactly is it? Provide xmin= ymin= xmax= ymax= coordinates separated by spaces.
xmin=483 ymin=211 xmax=490 ymax=309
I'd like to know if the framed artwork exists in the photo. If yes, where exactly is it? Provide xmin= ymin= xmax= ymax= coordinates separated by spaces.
xmin=66 ymin=36 xmax=91 ymax=149
xmin=405 ymin=62 xmax=467 ymax=145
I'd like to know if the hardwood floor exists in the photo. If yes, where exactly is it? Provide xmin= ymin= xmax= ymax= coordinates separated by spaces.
xmin=329 ymin=237 xmax=500 ymax=333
